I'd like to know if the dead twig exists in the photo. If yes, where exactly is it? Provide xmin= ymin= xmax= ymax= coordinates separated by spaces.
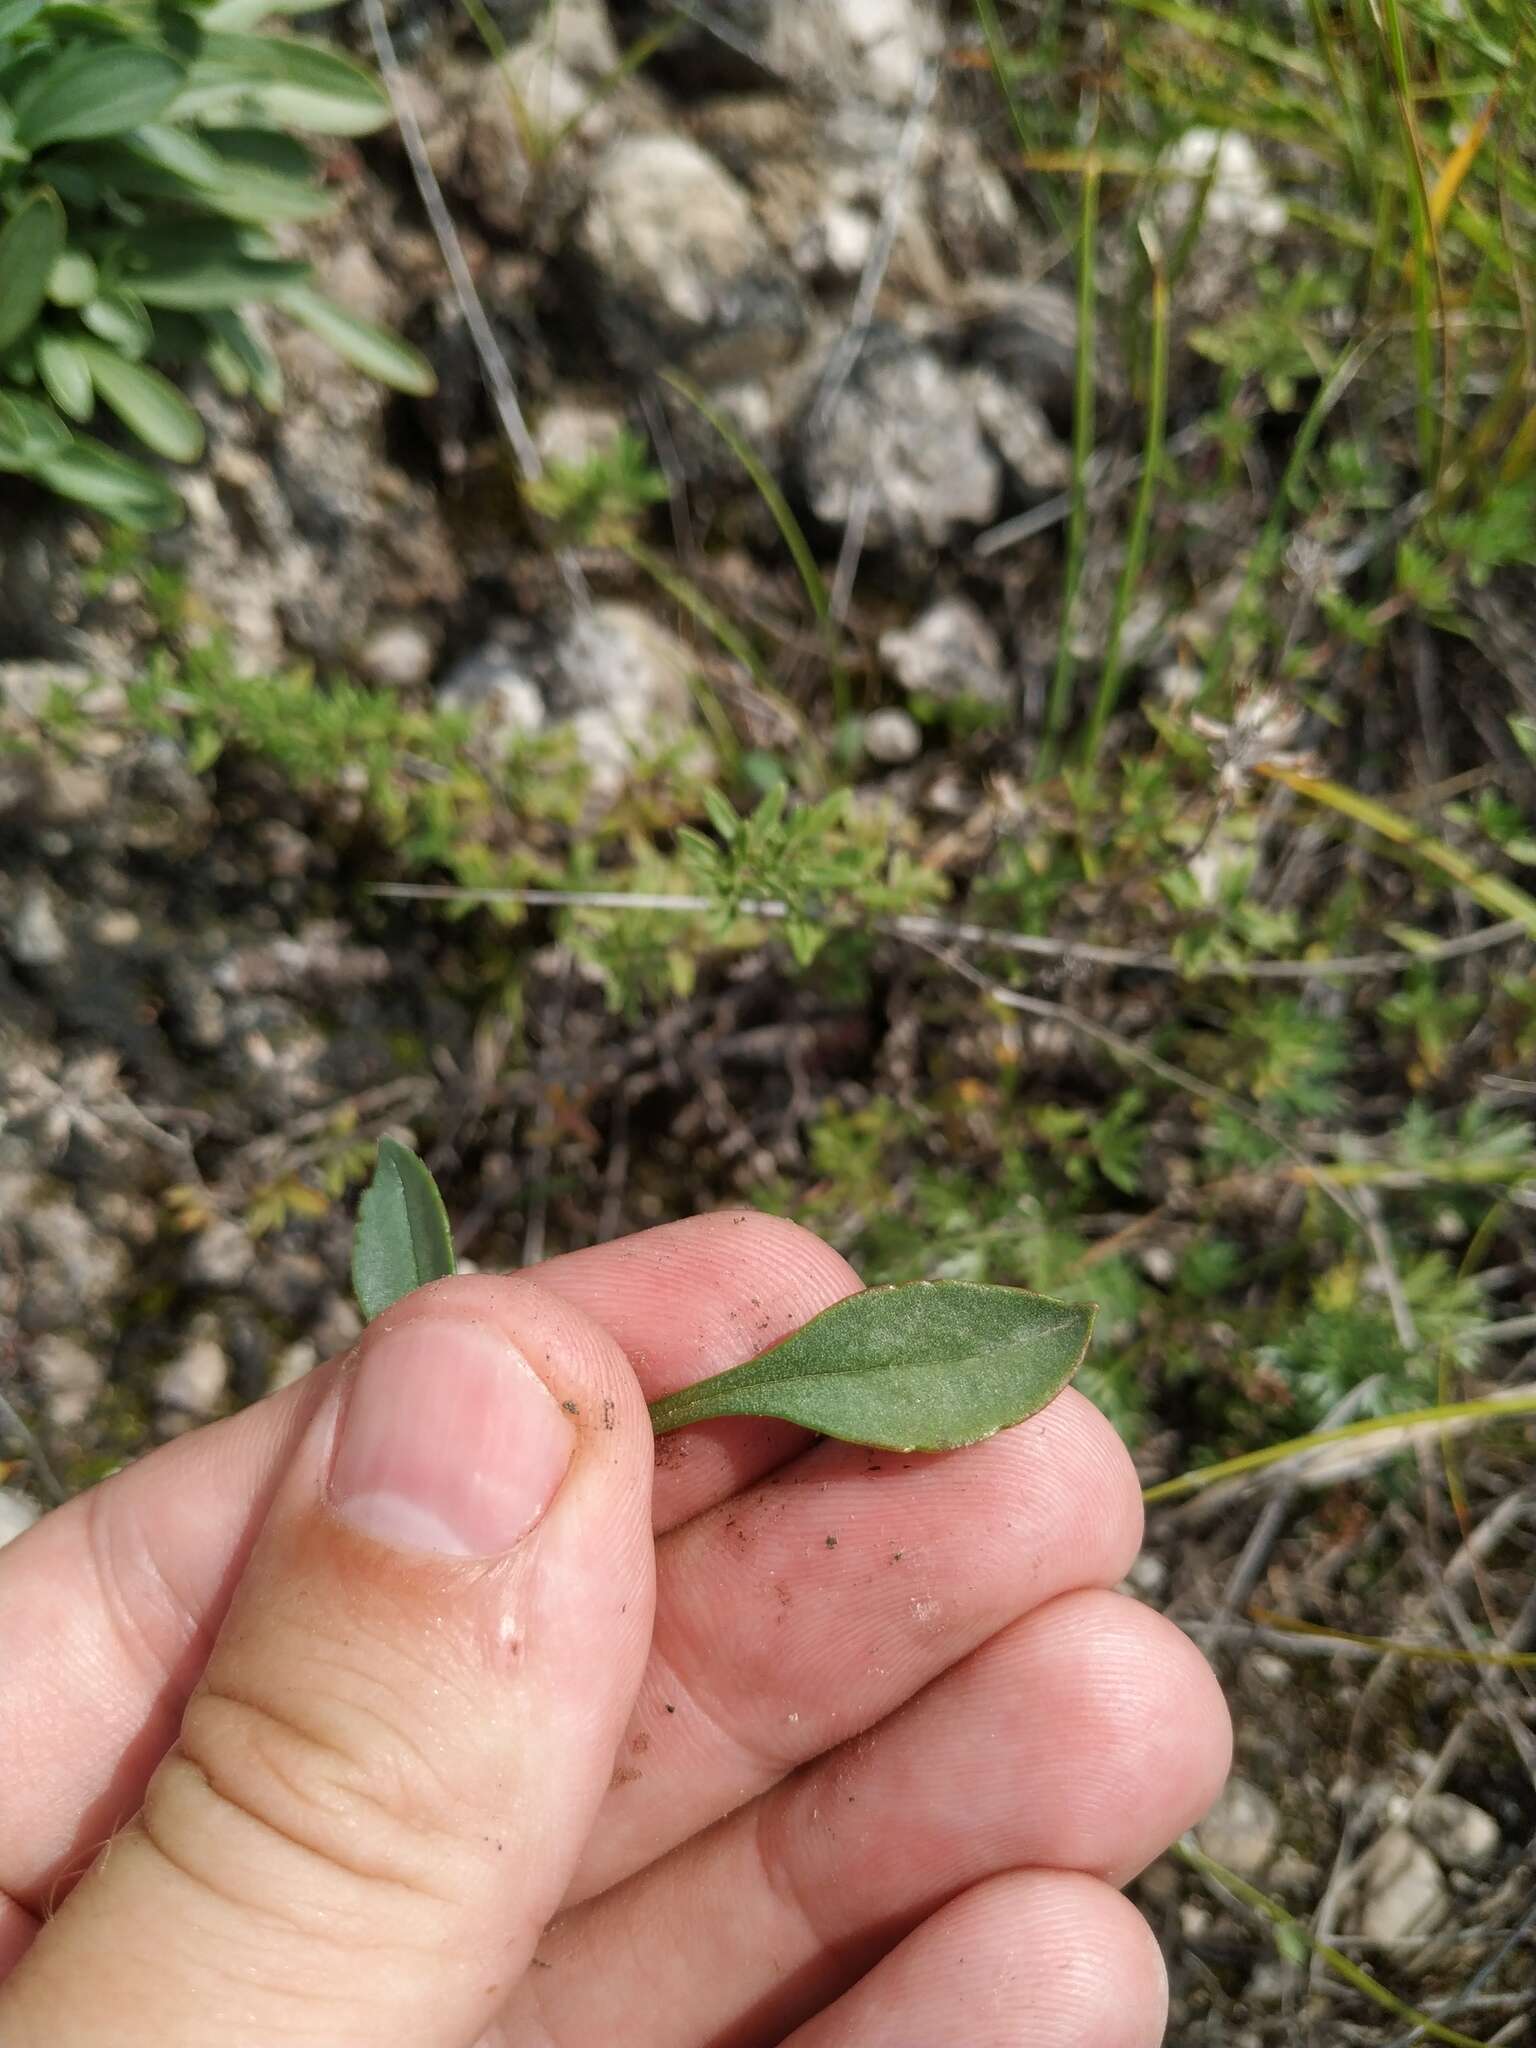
xmin=371 ymin=884 xmax=1527 ymax=983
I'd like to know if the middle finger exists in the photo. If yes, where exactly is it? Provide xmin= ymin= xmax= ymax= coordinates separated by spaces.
xmin=566 ymin=1385 xmax=1143 ymax=1905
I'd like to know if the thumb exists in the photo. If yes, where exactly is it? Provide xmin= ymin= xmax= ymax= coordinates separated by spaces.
xmin=0 ymin=1278 xmax=655 ymax=2048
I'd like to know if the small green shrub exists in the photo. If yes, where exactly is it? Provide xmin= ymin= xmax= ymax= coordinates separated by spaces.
xmin=0 ymin=0 xmax=434 ymax=529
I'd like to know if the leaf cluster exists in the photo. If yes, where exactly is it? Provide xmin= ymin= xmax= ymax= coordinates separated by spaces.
xmin=0 ymin=0 xmax=433 ymax=529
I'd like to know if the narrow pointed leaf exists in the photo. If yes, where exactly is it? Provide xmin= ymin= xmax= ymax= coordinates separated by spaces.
xmin=76 ymin=340 xmax=204 ymax=460
xmin=352 ymin=1138 xmax=457 ymax=1321
xmin=276 ymin=283 xmax=436 ymax=396
xmin=36 ymin=333 xmax=94 ymax=421
xmin=32 ymin=433 xmax=184 ymax=528
xmin=647 ymin=1281 xmax=1096 ymax=1452
xmin=0 ymin=189 xmax=66 ymax=353
xmin=13 ymin=43 xmax=185 ymax=149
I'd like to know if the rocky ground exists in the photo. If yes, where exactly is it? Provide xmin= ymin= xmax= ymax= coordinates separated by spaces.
xmin=3 ymin=0 xmax=1535 ymax=2039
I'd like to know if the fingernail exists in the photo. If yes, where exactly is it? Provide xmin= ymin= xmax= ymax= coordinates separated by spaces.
xmin=329 ymin=1318 xmax=575 ymax=1557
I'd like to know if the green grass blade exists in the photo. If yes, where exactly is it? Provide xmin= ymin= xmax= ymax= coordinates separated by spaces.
xmin=1042 ymin=160 xmax=1099 ymax=769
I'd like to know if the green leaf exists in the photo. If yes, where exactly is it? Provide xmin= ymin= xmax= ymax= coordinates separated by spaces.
xmin=276 ymin=283 xmax=436 ymax=396
xmin=79 ymin=288 xmax=152 ymax=357
xmin=352 ymin=1138 xmax=458 ymax=1321
xmin=35 ymin=332 xmax=93 ymax=420
xmin=13 ymin=42 xmax=186 ymax=148
xmin=647 ymin=1281 xmax=1096 ymax=1452
xmin=119 ymin=223 xmax=309 ymax=308
xmin=202 ymin=306 xmax=282 ymax=407
xmin=200 ymin=0 xmax=349 ymax=26
xmin=47 ymin=249 xmax=99 ymax=308
xmin=0 ymin=189 xmax=66 ymax=354
xmin=0 ymin=0 xmax=45 ymax=36
xmin=75 ymin=340 xmax=203 ymax=460
xmin=33 ymin=431 xmax=183 ymax=528
xmin=0 ymin=387 xmax=69 ymax=469
xmin=169 ymin=33 xmax=390 ymax=137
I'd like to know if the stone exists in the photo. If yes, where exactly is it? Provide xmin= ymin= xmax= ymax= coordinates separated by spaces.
xmin=772 ymin=0 xmax=939 ymax=107
xmin=880 ymin=597 xmax=1009 ymax=707
xmin=578 ymin=133 xmax=804 ymax=378
xmin=0 ymin=1490 xmax=41 ymax=1548
xmin=442 ymin=601 xmax=695 ymax=797
xmin=462 ymin=45 xmax=613 ymax=237
xmin=863 ymin=706 xmax=922 ymax=764
xmin=1197 ymin=1775 xmax=1281 ymax=1881
xmin=7 ymin=882 xmax=68 ymax=968
xmin=554 ymin=602 xmax=694 ymax=788
xmin=18 ymin=1202 xmax=130 ymax=1331
xmin=183 ymin=1219 xmax=256 ymax=1292
xmin=27 ymin=1332 xmax=105 ymax=1429
xmin=360 ymin=620 xmax=436 ymax=689
xmin=438 ymin=640 xmax=547 ymax=742
xmin=535 ymin=400 xmax=627 ymax=472
xmin=1349 ymin=1827 xmax=1449 ymax=1942
xmin=1161 ymin=128 xmax=1288 ymax=242
xmin=155 ymin=1327 xmax=231 ymax=1428
xmin=0 ymin=661 xmax=125 ymax=722
xmin=801 ymin=335 xmax=1001 ymax=548
xmin=1410 ymin=1794 xmax=1501 ymax=1874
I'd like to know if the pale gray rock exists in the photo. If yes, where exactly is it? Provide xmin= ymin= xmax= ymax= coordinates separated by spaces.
xmin=0 ymin=1491 xmax=41 ymax=1548
xmin=183 ymin=1219 xmax=256 ymax=1292
xmin=8 ymin=883 xmax=69 ymax=969
xmin=1349 ymin=1827 xmax=1449 ymax=1942
xmin=802 ymin=336 xmax=1000 ymax=548
xmin=1410 ymin=1794 xmax=1501 ymax=1875
xmin=880 ymin=597 xmax=1009 ymax=707
xmin=360 ymin=621 xmax=437 ymax=690
xmin=155 ymin=1326 xmax=231 ymax=1430
xmin=1197 ymin=1776 xmax=1281 ymax=1881
xmin=27 ymin=1333 xmax=105 ymax=1429
xmin=863 ymin=707 xmax=922 ymax=765
xmin=578 ymin=133 xmax=804 ymax=378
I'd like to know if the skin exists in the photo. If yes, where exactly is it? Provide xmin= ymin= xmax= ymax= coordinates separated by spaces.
xmin=0 ymin=1211 xmax=1230 ymax=2045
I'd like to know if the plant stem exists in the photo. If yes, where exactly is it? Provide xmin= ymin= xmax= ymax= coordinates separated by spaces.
xmin=1174 ymin=1841 xmax=1491 ymax=2048
xmin=1084 ymin=227 xmax=1168 ymax=763
xmin=1042 ymin=161 xmax=1099 ymax=769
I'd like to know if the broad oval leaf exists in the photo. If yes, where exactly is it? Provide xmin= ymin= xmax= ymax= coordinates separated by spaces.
xmin=13 ymin=42 xmax=186 ymax=149
xmin=0 ymin=387 xmax=69 ymax=469
xmin=277 ymin=283 xmax=436 ymax=397
xmin=0 ymin=0 xmax=46 ymax=36
xmin=34 ymin=431 xmax=183 ymax=528
xmin=352 ymin=1137 xmax=458 ymax=1322
xmin=79 ymin=288 xmax=152 ymax=357
xmin=36 ymin=331 xmax=93 ymax=420
xmin=647 ymin=1281 xmax=1097 ymax=1452
xmin=47 ymin=248 xmax=99 ymax=309
xmin=75 ymin=340 xmax=203 ymax=460
xmin=0 ymin=189 xmax=66 ymax=354
xmin=202 ymin=306 xmax=282 ymax=407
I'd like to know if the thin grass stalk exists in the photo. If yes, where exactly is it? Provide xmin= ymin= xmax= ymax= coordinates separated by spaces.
xmin=1175 ymin=1842 xmax=1492 ymax=2047
xmin=1042 ymin=160 xmax=1099 ymax=769
xmin=659 ymin=369 xmax=849 ymax=723
xmin=1084 ymin=226 xmax=1168 ymax=763
xmin=1379 ymin=0 xmax=1449 ymax=485
xmin=1142 ymin=1388 xmax=1536 ymax=1505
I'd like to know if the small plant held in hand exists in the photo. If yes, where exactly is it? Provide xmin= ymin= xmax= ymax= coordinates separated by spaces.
xmin=0 ymin=0 xmax=434 ymax=529
xmin=351 ymin=1141 xmax=1096 ymax=1452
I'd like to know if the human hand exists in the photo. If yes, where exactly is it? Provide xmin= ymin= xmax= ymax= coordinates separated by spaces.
xmin=0 ymin=1213 xmax=1229 ymax=2046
